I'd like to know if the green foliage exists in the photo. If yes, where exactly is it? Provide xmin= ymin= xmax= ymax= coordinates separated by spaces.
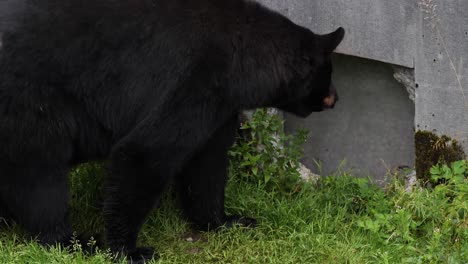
xmin=415 ymin=130 xmax=465 ymax=184
xmin=69 ymin=162 xmax=106 ymax=236
xmin=1 ymin=163 xmax=467 ymax=263
xmin=313 ymin=176 xmax=387 ymax=217
xmin=356 ymin=160 xmax=468 ymax=263
xmin=229 ymin=109 xmax=308 ymax=194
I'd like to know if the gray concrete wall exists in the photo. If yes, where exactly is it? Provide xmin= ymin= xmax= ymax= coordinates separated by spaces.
xmin=415 ymin=0 xmax=468 ymax=150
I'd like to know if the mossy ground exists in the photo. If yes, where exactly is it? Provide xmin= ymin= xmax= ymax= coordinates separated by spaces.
xmin=415 ymin=130 xmax=465 ymax=184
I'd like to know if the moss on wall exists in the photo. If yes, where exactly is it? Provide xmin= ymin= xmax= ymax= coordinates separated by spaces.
xmin=415 ymin=131 xmax=465 ymax=183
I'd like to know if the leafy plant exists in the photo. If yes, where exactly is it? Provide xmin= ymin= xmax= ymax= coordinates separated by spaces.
xmin=415 ymin=131 xmax=465 ymax=185
xmin=229 ymin=109 xmax=308 ymax=194
xmin=356 ymin=160 xmax=468 ymax=263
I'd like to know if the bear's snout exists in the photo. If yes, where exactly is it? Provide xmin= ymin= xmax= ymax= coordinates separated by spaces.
xmin=323 ymin=84 xmax=338 ymax=109
xmin=323 ymin=94 xmax=337 ymax=108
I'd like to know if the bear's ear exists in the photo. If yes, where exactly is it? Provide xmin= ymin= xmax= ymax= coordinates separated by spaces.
xmin=320 ymin=27 xmax=345 ymax=53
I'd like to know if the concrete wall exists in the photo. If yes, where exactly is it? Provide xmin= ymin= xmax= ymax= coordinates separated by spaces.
xmin=415 ymin=0 xmax=468 ymax=149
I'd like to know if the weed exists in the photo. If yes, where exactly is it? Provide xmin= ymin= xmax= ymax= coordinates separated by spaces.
xmin=415 ymin=131 xmax=465 ymax=184
xmin=229 ymin=109 xmax=308 ymax=194
xmin=357 ymin=160 xmax=468 ymax=263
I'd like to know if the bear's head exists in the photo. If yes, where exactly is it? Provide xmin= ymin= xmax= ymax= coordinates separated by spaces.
xmin=278 ymin=27 xmax=345 ymax=118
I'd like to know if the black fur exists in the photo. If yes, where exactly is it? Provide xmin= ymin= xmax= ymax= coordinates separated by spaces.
xmin=0 ymin=0 xmax=344 ymax=261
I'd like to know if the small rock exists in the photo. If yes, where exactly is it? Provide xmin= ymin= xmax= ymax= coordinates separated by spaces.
xmin=299 ymin=163 xmax=320 ymax=182
xmin=405 ymin=170 xmax=418 ymax=192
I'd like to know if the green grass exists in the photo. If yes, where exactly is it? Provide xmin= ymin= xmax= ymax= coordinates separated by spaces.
xmin=0 ymin=163 xmax=466 ymax=264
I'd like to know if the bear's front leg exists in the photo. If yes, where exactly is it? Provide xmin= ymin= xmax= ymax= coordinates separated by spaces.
xmin=103 ymin=142 xmax=172 ymax=263
xmin=102 ymin=103 xmax=233 ymax=262
xmin=177 ymin=115 xmax=257 ymax=231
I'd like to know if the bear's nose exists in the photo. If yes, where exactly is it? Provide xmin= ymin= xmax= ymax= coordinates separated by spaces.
xmin=323 ymin=94 xmax=337 ymax=108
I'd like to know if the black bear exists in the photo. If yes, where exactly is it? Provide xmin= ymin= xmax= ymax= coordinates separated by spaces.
xmin=0 ymin=0 xmax=344 ymax=262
